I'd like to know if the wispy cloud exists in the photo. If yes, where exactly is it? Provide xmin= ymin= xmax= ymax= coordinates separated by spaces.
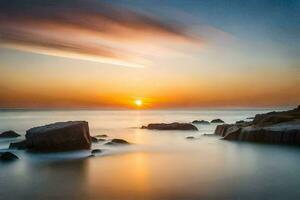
xmin=0 ymin=0 xmax=200 ymax=67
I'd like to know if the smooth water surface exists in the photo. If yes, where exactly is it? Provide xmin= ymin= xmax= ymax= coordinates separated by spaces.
xmin=1 ymin=109 xmax=300 ymax=199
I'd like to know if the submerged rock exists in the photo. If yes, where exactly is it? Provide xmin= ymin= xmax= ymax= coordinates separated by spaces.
xmin=142 ymin=123 xmax=198 ymax=131
xmin=192 ymin=120 xmax=210 ymax=124
xmin=91 ymin=149 xmax=102 ymax=154
xmin=105 ymin=138 xmax=130 ymax=145
xmin=90 ymin=136 xmax=106 ymax=143
xmin=95 ymin=134 xmax=108 ymax=138
xmin=186 ymin=136 xmax=195 ymax=139
xmin=0 ymin=152 xmax=19 ymax=161
xmin=0 ymin=130 xmax=20 ymax=138
xmin=9 ymin=121 xmax=91 ymax=152
xmin=211 ymin=119 xmax=225 ymax=123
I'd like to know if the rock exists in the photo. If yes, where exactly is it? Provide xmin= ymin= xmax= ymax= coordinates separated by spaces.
xmin=214 ymin=124 xmax=233 ymax=136
xmin=192 ymin=120 xmax=210 ymax=124
xmin=141 ymin=123 xmax=198 ymax=131
xmin=12 ymin=121 xmax=91 ymax=152
xmin=186 ymin=136 xmax=195 ymax=139
xmin=95 ymin=134 xmax=108 ymax=138
xmin=236 ymin=120 xmax=245 ymax=124
xmin=215 ymin=106 xmax=300 ymax=145
xmin=90 ymin=136 xmax=106 ymax=143
xmin=0 ymin=130 xmax=20 ymax=138
xmin=0 ymin=152 xmax=19 ymax=161
xmin=91 ymin=149 xmax=102 ymax=154
xmin=211 ymin=119 xmax=225 ymax=123
xmin=9 ymin=140 xmax=27 ymax=150
xmin=253 ymin=106 xmax=300 ymax=126
xmin=105 ymin=138 xmax=130 ymax=145
xmin=223 ymin=126 xmax=242 ymax=140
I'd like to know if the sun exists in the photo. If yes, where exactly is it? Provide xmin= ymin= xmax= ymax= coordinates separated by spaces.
xmin=134 ymin=99 xmax=143 ymax=107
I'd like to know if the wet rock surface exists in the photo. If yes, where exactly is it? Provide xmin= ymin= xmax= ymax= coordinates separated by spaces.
xmin=9 ymin=121 xmax=91 ymax=152
xmin=215 ymin=106 xmax=300 ymax=145
xmin=142 ymin=122 xmax=198 ymax=131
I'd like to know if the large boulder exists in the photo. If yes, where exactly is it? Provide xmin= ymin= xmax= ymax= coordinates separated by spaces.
xmin=10 ymin=121 xmax=91 ymax=152
xmin=142 ymin=122 xmax=198 ymax=131
xmin=0 ymin=130 xmax=20 ymax=138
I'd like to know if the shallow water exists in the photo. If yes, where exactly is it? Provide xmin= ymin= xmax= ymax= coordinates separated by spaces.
xmin=1 ymin=109 xmax=300 ymax=199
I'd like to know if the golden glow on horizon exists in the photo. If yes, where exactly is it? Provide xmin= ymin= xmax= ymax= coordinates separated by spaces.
xmin=135 ymin=99 xmax=143 ymax=107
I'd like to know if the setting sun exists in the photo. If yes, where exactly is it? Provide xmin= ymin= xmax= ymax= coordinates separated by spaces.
xmin=135 ymin=99 xmax=143 ymax=107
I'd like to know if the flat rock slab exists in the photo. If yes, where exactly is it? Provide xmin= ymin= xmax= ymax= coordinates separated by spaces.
xmin=142 ymin=123 xmax=198 ymax=131
xmin=20 ymin=121 xmax=91 ymax=152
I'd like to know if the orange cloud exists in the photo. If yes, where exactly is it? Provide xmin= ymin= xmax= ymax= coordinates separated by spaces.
xmin=0 ymin=0 xmax=201 ymax=67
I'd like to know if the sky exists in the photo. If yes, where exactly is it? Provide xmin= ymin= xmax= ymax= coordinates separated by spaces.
xmin=0 ymin=0 xmax=299 ymax=109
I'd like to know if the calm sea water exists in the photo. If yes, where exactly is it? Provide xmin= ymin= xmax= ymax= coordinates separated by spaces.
xmin=1 ymin=109 xmax=300 ymax=200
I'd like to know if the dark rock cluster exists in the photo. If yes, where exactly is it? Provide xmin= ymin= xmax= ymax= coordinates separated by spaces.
xmin=215 ymin=106 xmax=300 ymax=144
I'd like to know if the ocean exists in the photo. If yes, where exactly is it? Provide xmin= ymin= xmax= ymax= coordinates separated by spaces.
xmin=1 ymin=109 xmax=300 ymax=199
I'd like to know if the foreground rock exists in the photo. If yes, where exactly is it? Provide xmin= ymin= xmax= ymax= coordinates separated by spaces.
xmin=192 ymin=120 xmax=209 ymax=124
xmin=0 ymin=152 xmax=19 ymax=162
xmin=10 ymin=121 xmax=91 ymax=152
xmin=105 ymin=138 xmax=130 ymax=145
xmin=141 ymin=123 xmax=198 ymax=131
xmin=215 ymin=106 xmax=300 ymax=145
xmin=0 ymin=130 xmax=20 ymax=138
xmin=211 ymin=119 xmax=225 ymax=123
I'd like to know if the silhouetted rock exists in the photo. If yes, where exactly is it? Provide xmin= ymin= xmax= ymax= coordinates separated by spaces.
xmin=0 ymin=130 xmax=20 ymax=138
xmin=105 ymin=138 xmax=130 ymax=145
xmin=215 ymin=106 xmax=300 ymax=145
xmin=211 ymin=119 xmax=225 ymax=123
xmin=192 ymin=120 xmax=210 ymax=124
xmin=141 ymin=123 xmax=198 ymax=131
xmin=10 ymin=121 xmax=91 ymax=152
xmin=91 ymin=149 xmax=102 ymax=154
xmin=0 ymin=152 xmax=19 ymax=161
xmin=9 ymin=140 xmax=27 ymax=150
xmin=186 ymin=136 xmax=195 ymax=139
xmin=236 ymin=120 xmax=245 ymax=124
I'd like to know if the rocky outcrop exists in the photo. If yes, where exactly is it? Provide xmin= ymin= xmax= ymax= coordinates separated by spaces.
xmin=192 ymin=120 xmax=209 ymax=124
xmin=211 ymin=119 xmax=225 ymax=123
xmin=0 ymin=130 xmax=20 ymax=138
xmin=215 ymin=106 xmax=300 ymax=145
xmin=0 ymin=152 xmax=19 ymax=162
xmin=252 ymin=105 xmax=300 ymax=126
xmin=141 ymin=123 xmax=198 ymax=131
xmin=9 ymin=121 xmax=91 ymax=152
